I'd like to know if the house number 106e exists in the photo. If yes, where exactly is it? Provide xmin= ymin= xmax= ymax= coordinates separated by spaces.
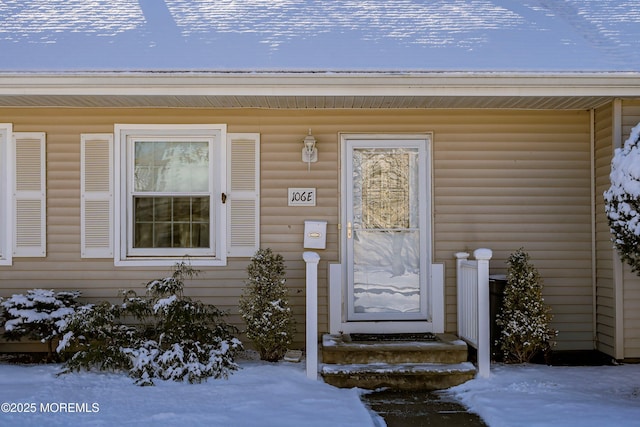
xmin=288 ymin=188 xmax=316 ymax=206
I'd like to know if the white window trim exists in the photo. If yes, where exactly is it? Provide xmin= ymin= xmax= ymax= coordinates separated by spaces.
xmin=114 ymin=124 xmax=227 ymax=267
xmin=0 ymin=124 xmax=13 ymax=265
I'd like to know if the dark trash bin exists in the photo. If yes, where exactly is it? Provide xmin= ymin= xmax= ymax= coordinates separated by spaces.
xmin=489 ymin=275 xmax=507 ymax=359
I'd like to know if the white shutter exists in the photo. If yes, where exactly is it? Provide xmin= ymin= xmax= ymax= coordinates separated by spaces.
xmin=227 ymin=133 xmax=260 ymax=257
xmin=0 ymin=124 xmax=12 ymax=265
xmin=81 ymin=134 xmax=113 ymax=258
xmin=13 ymin=132 xmax=46 ymax=257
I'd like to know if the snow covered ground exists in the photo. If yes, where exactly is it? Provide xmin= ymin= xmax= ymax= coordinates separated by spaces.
xmin=0 ymin=356 xmax=639 ymax=427
xmin=0 ymin=357 xmax=373 ymax=427
xmin=448 ymin=363 xmax=640 ymax=427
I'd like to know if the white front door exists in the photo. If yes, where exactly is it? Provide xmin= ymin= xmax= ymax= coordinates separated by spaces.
xmin=343 ymin=135 xmax=432 ymax=324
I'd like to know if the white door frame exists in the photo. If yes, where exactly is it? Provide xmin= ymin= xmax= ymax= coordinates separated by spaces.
xmin=332 ymin=133 xmax=443 ymax=334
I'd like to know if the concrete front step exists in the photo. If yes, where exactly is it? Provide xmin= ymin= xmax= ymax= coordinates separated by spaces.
xmin=320 ymin=333 xmax=476 ymax=391
xmin=322 ymin=333 xmax=468 ymax=365
xmin=321 ymin=362 xmax=477 ymax=391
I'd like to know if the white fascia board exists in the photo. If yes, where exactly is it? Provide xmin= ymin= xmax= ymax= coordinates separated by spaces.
xmin=0 ymin=72 xmax=640 ymax=98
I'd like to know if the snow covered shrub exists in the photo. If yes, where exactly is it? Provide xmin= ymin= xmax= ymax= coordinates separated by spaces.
xmin=0 ymin=289 xmax=83 ymax=360
xmin=123 ymin=262 xmax=243 ymax=385
xmin=59 ymin=301 xmax=136 ymax=373
xmin=496 ymin=249 xmax=555 ymax=363
xmin=239 ymin=248 xmax=295 ymax=362
xmin=604 ymin=122 xmax=640 ymax=273
xmin=59 ymin=261 xmax=242 ymax=385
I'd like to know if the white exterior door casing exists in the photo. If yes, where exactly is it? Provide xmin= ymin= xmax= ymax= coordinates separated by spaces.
xmin=334 ymin=133 xmax=444 ymax=334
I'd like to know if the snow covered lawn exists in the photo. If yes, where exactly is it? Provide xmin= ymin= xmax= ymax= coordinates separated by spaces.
xmin=448 ymin=363 xmax=640 ymax=427
xmin=0 ymin=358 xmax=374 ymax=427
xmin=1 ymin=358 xmax=639 ymax=427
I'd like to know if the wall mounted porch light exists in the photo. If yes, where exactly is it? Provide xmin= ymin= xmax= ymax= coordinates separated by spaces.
xmin=302 ymin=129 xmax=318 ymax=171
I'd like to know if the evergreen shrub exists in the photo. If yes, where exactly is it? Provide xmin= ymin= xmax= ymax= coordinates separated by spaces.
xmin=604 ymin=122 xmax=640 ymax=273
xmin=496 ymin=249 xmax=556 ymax=363
xmin=239 ymin=248 xmax=295 ymax=362
xmin=58 ymin=261 xmax=242 ymax=385
xmin=0 ymin=289 xmax=84 ymax=360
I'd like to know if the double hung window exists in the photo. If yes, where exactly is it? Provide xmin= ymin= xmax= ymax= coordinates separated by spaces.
xmin=129 ymin=137 xmax=216 ymax=257
xmin=116 ymin=125 xmax=223 ymax=264
xmin=81 ymin=124 xmax=259 ymax=266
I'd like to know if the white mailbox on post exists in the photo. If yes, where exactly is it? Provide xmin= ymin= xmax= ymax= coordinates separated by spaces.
xmin=303 ymin=220 xmax=327 ymax=249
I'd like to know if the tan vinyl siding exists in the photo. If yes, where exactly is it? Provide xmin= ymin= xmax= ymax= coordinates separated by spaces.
xmin=431 ymin=110 xmax=593 ymax=350
xmin=594 ymin=101 xmax=616 ymax=357
xmin=621 ymin=100 xmax=640 ymax=358
xmin=0 ymin=107 xmax=594 ymax=351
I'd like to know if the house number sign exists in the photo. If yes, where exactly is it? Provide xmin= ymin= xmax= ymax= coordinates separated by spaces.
xmin=288 ymin=188 xmax=316 ymax=206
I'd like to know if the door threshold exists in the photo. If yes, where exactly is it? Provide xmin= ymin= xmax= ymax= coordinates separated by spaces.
xmin=332 ymin=320 xmax=436 ymax=335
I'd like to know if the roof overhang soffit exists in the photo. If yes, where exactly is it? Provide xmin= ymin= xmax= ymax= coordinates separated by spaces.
xmin=0 ymin=72 xmax=639 ymax=109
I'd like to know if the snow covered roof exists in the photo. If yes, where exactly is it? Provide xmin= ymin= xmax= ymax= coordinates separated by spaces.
xmin=1 ymin=0 xmax=640 ymax=72
xmin=1 ymin=1 xmax=640 ymax=110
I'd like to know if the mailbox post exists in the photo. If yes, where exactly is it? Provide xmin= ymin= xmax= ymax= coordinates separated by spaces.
xmin=303 ymin=251 xmax=320 ymax=380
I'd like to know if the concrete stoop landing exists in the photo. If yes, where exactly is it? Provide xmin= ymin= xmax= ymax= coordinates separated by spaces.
xmin=320 ymin=333 xmax=476 ymax=391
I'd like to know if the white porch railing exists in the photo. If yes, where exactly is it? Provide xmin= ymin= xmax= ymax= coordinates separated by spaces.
xmin=455 ymin=248 xmax=492 ymax=378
